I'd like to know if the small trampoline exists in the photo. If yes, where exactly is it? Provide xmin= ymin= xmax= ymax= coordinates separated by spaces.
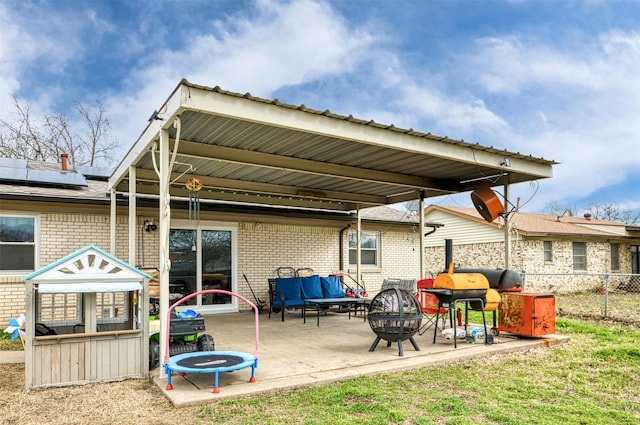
xmin=163 ymin=289 xmax=259 ymax=393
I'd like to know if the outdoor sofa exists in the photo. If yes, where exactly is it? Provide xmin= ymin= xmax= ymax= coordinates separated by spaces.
xmin=268 ymin=275 xmax=353 ymax=321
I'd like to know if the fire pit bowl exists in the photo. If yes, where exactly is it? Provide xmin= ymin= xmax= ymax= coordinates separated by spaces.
xmin=367 ymin=287 xmax=422 ymax=356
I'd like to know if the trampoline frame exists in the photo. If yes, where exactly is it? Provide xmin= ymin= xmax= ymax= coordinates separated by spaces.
xmin=163 ymin=289 xmax=260 ymax=393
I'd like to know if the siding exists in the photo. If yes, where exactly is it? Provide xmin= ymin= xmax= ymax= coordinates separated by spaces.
xmin=424 ymin=209 xmax=504 ymax=246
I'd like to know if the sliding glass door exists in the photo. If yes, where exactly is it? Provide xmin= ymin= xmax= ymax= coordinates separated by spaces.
xmin=168 ymin=223 xmax=237 ymax=313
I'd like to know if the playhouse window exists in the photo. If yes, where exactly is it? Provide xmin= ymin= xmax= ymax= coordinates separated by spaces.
xmin=35 ymin=282 xmax=141 ymax=335
xmin=37 ymin=293 xmax=82 ymax=325
xmin=96 ymin=291 xmax=130 ymax=329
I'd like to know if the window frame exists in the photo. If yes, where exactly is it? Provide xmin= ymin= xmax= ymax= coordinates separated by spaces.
xmin=543 ymin=240 xmax=553 ymax=263
xmin=348 ymin=230 xmax=380 ymax=268
xmin=0 ymin=213 xmax=38 ymax=273
xmin=610 ymin=243 xmax=620 ymax=271
xmin=572 ymin=241 xmax=587 ymax=271
xmin=35 ymin=289 xmax=138 ymax=335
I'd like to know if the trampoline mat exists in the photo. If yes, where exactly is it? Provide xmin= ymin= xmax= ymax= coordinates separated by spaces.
xmin=167 ymin=350 xmax=257 ymax=375
xmin=176 ymin=353 xmax=243 ymax=369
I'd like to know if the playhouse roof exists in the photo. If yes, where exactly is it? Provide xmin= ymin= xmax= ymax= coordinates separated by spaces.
xmin=22 ymin=245 xmax=151 ymax=288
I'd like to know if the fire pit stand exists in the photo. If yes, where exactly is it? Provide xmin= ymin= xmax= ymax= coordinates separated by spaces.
xmin=367 ymin=287 xmax=422 ymax=356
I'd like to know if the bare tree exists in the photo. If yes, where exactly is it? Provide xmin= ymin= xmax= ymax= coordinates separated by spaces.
xmin=543 ymin=201 xmax=578 ymax=218
xmin=74 ymin=100 xmax=118 ymax=166
xmin=544 ymin=201 xmax=640 ymax=225
xmin=585 ymin=202 xmax=640 ymax=225
xmin=0 ymin=96 xmax=118 ymax=167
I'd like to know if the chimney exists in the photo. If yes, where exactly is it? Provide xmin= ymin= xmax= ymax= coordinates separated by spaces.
xmin=584 ymin=212 xmax=592 ymax=220
xmin=60 ymin=153 xmax=68 ymax=171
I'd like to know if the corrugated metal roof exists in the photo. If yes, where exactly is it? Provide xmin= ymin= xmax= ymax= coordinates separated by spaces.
xmin=110 ymin=79 xmax=557 ymax=212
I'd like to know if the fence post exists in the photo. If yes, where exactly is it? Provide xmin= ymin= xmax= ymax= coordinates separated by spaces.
xmin=604 ymin=274 xmax=609 ymax=317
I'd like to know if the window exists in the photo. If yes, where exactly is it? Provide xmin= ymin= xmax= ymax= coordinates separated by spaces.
xmin=36 ymin=289 xmax=137 ymax=335
xmin=610 ymin=243 xmax=620 ymax=271
xmin=543 ymin=241 xmax=553 ymax=262
xmin=97 ymin=292 xmax=130 ymax=326
xmin=633 ymin=245 xmax=640 ymax=274
xmin=0 ymin=215 xmax=36 ymax=272
xmin=37 ymin=293 xmax=82 ymax=325
xmin=573 ymin=242 xmax=587 ymax=271
xmin=348 ymin=231 xmax=380 ymax=267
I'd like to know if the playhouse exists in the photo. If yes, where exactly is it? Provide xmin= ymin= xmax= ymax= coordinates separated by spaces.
xmin=22 ymin=245 xmax=150 ymax=390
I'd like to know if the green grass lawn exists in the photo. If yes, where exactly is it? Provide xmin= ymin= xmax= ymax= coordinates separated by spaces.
xmin=194 ymin=318 xmax=640 ymax=425
xmin=0 ymin=332 xmax=23 ymax=351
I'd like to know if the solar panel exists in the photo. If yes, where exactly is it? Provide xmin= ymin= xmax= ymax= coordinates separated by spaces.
xmin=26 ymin=169 xmax=88 ymax=187
xmin=75 ymin=165 xmax=113 ymax=180
xmin=0 ymin=166 xmax=28 ymax=182
xmin=0 ymin=157 xmax=27 ymax=169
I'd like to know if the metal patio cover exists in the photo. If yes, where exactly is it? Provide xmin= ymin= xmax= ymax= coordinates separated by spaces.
xmin=109 ymin=79 xmax=556 ymax=211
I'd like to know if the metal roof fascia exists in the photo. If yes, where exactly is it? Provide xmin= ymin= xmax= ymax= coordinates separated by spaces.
xmin=108 ymin=83 xmax=188 ymax=190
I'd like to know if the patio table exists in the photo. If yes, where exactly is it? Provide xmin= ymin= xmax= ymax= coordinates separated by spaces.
xmin=303 ymin=298 xmax=369 ymax=326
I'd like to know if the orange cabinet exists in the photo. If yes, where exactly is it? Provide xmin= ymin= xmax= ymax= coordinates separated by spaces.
xmin=498 ymin=292 xmax=556 ymax=336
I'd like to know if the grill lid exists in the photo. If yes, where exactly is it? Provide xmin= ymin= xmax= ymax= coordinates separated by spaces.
xmin=434 ymin=264 xmax=490 ymax=290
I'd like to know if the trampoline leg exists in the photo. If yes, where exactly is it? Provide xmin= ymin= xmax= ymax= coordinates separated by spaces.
xmin=249 ymin=364 xmax=256 ymax=383
xmin=213 ymin=371 xmax=220 ymax=394
xmin=165 ymin=366 xmax=173 ymax=391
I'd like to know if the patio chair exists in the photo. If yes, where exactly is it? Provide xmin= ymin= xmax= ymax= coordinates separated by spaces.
xmin=380 ymin=278 xmax=418 ymax=296
xmin=416 ymin=278 xmax=448 ymax=335
xmin=296 ymin=267 xmax=314 ymax=277
xmin=276 ymin=267 xmax=296 ymax=278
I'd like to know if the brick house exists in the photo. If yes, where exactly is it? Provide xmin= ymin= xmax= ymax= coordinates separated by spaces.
xmin=422 ymin=205 xmax=640 ymax=292
xmin=0 ymin=157 xmax=424 ymax=321
xmin=1 ymin=80 xmax=556 ymax=331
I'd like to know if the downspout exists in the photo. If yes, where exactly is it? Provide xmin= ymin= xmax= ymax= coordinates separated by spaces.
xmin=338 ymin=221 xmax=354 ymax=272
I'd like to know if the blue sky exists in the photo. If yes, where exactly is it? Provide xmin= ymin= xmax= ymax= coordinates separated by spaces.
xmin=1 ymin=0 xmax=639 ymax=214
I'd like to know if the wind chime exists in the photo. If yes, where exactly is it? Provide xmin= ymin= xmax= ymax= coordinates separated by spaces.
xmin=185 ymin=176 xmax=203 ymax=222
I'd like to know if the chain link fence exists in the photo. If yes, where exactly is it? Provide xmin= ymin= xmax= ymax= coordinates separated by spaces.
xmin=520 ymin=272 xmax=640 ymax=325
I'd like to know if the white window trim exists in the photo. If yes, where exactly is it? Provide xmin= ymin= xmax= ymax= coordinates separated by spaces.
xmin=348 ymin=230 xmax=381 ymax=268
xmin=0 ymin=212 xmax=39 ymax=274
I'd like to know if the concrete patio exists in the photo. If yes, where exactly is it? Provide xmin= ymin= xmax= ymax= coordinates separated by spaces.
xmin=154 ymin=309 xmax=569 ymax=407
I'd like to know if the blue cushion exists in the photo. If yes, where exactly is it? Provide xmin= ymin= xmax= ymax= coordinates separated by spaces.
xmin=275 ymin=277 xmax=303 ymax=301
xmin=301 ymin=275 xmax=323 ymax=299
xmin=320 ymin=276 xmax=345 ymax=298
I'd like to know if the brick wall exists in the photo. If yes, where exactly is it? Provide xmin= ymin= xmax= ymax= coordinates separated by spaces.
xmin=2 ymin=212 xmax=419 ymax=318
xmin=424 ymin=238 xmax=633 ymax=293
xmin=237 ymin=222 xmax=341 ymax=309
xmin=1 ymin=212 xmax=154 ymax=322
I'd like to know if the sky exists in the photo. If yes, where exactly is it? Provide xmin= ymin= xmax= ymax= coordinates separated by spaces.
xmin=1 ymin=0 xmax=639 ymax=214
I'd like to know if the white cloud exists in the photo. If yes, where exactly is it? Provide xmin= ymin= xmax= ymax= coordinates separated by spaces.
xmin=105 ymin=0 xmax=378 ymax=157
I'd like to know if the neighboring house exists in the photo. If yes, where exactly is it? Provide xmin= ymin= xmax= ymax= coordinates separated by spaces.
xmin=423 ymin=205 xmax=640 ymax=292
xmin=0 ymin=156 xmax=421 ymax=320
